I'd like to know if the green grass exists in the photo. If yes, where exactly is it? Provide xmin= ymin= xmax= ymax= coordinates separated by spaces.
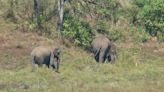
xmin=0 ymin=43 xmax=164 ymax=92
xmin=0 ymin=18 xmax=164 ymax=92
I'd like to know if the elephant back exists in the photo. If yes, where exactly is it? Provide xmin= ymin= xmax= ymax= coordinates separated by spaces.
xmin=91 ymin=36 xmax=110 ymax=49
xmin=31 ymin=46 xmax=51 ymax=58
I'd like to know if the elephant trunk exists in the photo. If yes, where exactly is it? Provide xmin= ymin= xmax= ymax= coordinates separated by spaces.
xmin=56 ymin=58 xmax=60 ymax=72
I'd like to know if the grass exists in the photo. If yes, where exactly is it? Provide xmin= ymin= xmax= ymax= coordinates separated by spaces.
xmin=0 ymin=18 xmax=164 ymax=92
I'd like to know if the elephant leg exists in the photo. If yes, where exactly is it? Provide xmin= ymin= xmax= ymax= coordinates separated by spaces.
xmin=46 ymin=64 xmax=50 ymax=68
xmin=43 ymin=55 xmax=51 ymax=68
xmin=99 ymin=51 xmax=105 ymax=63
xmin=107 ymin=54 xmax=111 ymax=62
xmin=104 ymin=53 xmax=110 ymax=63
xmin=32 ymin=56 xmax=43 ymax=71
xmin=55 ymin=58 xmax=60 ymax=72
xmin=94 ymin=48 xmax=101 ymax=63
xmin=107 ymin=54 xmax=116 ymax=64
xmin=31 ymin=56 xmax=36 ymax=72
xmin=51 ymin=64 xmax=55 ymax=69
xmin=50 ymin=58 xmax=56 ymax=69
xmin=95 ymin=53 xmax=99 ymax=63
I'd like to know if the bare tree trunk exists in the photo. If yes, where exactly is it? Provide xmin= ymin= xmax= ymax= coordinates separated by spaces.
xmin=56 ymin=0 xmax=65 ymax=45
xmin=57 ymin=0 xmax=64 ymax=32
xmin=34 ymin=0 xmax=39 ymax=27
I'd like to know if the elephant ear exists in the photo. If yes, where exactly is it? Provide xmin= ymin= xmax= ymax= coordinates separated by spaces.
xmin=53 ymin=48 xmax=60 ymax=56
xmin=56 ymin=48 xmax=60 ymax=55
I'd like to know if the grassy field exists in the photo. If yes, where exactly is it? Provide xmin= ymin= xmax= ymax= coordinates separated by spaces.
xmin=0 ymin=18 xmax=164 ymax=92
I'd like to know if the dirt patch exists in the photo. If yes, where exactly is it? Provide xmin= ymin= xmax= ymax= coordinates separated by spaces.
xmin=0 ymin=30 xmax=57 ymax=70
xmin=140 ymin=41 xmax=164 ymax=56
xmin=118 ymin=42 xmax=134 ymax=49
xmin=153 ymin=46 xmax=164 ymax=56
xmin=0 ymin=36 xmax=6 ymax=45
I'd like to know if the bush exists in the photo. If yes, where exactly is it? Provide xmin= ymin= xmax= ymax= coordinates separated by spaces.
xmin=138 ymin=0 xmax=164 ymax=41
xmin=157 ymin=32 xmax=164 ymax=42
xmin=107 ymin=26 xmax=150 ymax=43
xmin=132 ymin=0 xmax=150 ymax=8
xmin=62 ymin=13 xmax=93 ymax=47
xmin=108 ymin=29 xmax=124 ymax=42
xmin=130 ymin=27 xmax=150 ymax=43
xmin=96 ymin=20 xmax=110 ymax=34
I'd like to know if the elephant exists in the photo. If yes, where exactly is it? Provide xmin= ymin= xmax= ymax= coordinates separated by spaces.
xmin=90 ymin=36 xmax=116 ymax=63
xmin=31 ymin=46 xmax=60 ymax=72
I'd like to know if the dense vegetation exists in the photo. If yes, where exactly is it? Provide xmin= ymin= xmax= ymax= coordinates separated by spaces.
xmin=133 ymin=0 xmax=164 ymax=41
xmin=62 ymin=12 xmax=92 ymax=47
xmin=0 ymin=0 xmax=163 ymax=46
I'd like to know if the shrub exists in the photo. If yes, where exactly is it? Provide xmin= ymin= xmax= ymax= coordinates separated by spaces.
xmin=108 ymin=29 xmax=124 ymax=42
xmin=62 ymin=13 xmax=93 ymax=47
xmin=132 ymin=0 xmax=150 ymax=8
xmin=107 ymin=26 xmax=150 ymax=43
xmin=130 ymin=27 xmax=150 ymax=43
xmin=137 ymin=0 xmax=164 ymax=41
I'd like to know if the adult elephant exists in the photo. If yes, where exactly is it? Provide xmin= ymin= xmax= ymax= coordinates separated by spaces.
xmin=91 ymin=36 xmax=116 ymax=63
xmin=31 ymin=46 xmax=60 ymax=72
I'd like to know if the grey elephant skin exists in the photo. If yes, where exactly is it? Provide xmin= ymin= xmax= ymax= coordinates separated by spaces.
xmin=31 ymin=46 xmax=60 ymax=72
xmin=91 ymin=36 xmax=116 ymax=63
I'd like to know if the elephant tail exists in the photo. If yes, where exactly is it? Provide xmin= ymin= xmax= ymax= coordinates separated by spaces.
xmin=95 ymin=47 xmax=101 ymax=57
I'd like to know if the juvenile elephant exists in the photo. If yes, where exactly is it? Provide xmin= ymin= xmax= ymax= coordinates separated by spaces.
xmin=91 ymin=36 xmax=116 ymax=63
xmin=31 ymin=46 xmax=60 ymax=72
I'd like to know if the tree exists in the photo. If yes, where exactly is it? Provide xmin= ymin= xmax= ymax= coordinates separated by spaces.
xmin=57 ymin=0 xmax=65 ymax=32
xmin=33 ymin=0 xmax=39 ymax=28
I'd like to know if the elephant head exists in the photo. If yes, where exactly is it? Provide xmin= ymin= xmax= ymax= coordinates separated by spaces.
xmin=52 ymin=48 xmax=60 ymax=72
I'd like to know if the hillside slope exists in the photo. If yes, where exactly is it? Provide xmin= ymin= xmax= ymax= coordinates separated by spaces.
xmin=0 ymin=17 xmax=164 ymax=92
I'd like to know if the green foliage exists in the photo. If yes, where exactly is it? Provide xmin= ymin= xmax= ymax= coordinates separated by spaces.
xmin=20 ymin=20 xmax=36 ymax=31
xmin=132 ymin=0 xmax=150 ymax=8
xmin=2 ymin=0 xmax=164 ymax=43
xmin=62 ymin=13 xmax=93 ymax=47
xmin=34 ymin=0 xmax=48 ymax=28
xmin=108 ymin=29 xmax=124 ymax=41
xmin=96 ymin=20 xmax=109 ymax=34
xmin=0 ymin=29 xmax=164 ymax=92
xmin=95 ymin=0 xmax=122 ymax=23
xmin=34 ymin=12 xmax=46 ymax=29
xmin=130 ymin=27 xmax=150 ymax=43
xmin=136 ymin=0 xmax=164 ymax=41
xmin=157 ymin=32 xmax=164 ymax=42
xmin=107 ymin=26 xmax=150 ymax=43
